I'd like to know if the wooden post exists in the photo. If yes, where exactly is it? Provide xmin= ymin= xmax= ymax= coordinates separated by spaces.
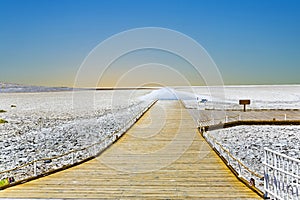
xmin=72 ymin=152 xmax=74 ymax=164
xmin=34 ymin=161 xmax=37 ymax=176
xmin=239 ymin=100 xmax=251 ymax=112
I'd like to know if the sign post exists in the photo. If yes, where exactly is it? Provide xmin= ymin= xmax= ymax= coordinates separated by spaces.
xmin=239 ymin=99 xmax=251 ymax=112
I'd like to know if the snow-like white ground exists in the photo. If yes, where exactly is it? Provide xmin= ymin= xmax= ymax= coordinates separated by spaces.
xmin=0 ymin=90 xmax=152 ymax=175
xmin=179 ymin=85 xmax=300 ymax=110
xmin=1 ymin=85 xmax=299 ymax=190
xmin=208 ymin=125 xmax=300 ymax=190
xmin=210 ymin=125 xmax=300 ymax=170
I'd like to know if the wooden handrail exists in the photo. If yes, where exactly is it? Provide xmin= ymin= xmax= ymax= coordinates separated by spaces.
xmin=205 ymin=132 xmax=263 ymax=179
xmin=198 ymin=115 xmax=240 ymax=123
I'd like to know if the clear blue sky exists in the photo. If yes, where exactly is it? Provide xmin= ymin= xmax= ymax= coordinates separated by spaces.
xmin=0 ymin=0 xmax=299 ymax=86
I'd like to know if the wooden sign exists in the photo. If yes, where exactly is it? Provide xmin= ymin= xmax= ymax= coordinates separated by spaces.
xmin=239 ymin=100 xmax=251 ymax=105
xmin=239 ymin=99 xmax=251 ymax=112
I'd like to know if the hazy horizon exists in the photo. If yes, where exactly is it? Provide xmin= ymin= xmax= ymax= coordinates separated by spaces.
xmin=1 ymin=81 xmax=300 ymax=89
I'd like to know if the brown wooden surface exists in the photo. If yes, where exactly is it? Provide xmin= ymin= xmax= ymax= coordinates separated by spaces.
xmin=239 ymin=100 xmax=251 ymax=105
xmin=190 ymin=109 xmax=300 ymax=124
xmin=0 ymin=101 xmax=261 ymax=199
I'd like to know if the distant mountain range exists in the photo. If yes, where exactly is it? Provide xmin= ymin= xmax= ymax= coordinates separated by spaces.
xmin=0 ymin=82 xmax=74 ymax=93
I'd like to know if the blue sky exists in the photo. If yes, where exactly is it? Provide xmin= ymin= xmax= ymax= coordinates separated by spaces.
xmin=0 ymin=0 xmax=299 ymax=86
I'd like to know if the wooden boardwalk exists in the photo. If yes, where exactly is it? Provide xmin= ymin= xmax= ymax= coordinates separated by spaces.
xmin=0 ymin=101 xmax=260 ymax=199
xmin=191 ymin=109 xmax=300 ymax=124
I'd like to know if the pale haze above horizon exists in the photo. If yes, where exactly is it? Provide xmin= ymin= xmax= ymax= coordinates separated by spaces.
xmin=0 ymin=0 xmax=299 ymax=87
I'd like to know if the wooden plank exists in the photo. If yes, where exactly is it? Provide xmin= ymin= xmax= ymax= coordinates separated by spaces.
xmin=0 ymin=101 xmax=261 ymax=199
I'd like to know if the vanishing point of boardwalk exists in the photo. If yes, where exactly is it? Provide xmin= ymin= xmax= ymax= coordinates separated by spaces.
xmin=0 ymin=101 xmax=260 ymax=199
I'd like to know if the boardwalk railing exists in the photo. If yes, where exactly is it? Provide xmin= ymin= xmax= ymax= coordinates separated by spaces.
xmin=198 ymin=114 xmax=240 ymax=127
xmin=0 ymin=100 xmax=157 ymax=188
xmin=264 ymin=147 xmax=300 ymax=200
xmin=200 ymin=117 xmax=300 ymax=198
xmin=203 ymin=132 xmax=263 ymax=185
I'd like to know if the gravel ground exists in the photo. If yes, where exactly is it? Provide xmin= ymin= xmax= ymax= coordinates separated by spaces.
xmin=207 ymin=125 xmax=300 ymax=190
xmin=0 ymin=90 xmax=152 ymax=181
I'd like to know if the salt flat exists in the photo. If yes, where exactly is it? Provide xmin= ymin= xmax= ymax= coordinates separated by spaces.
xmin=1 ymin=85 xmax=299 ymax=195
xmin=180 ymin=85 xmax=300 ymax=110
xmin=0 ymin=90 xmax=152 ymax=176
